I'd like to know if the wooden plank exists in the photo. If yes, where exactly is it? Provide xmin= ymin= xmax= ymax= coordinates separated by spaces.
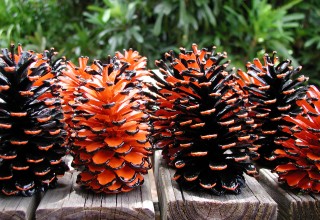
xmin=36 ymin=170 xmax=155 ymax=220
xmin=148 ymin=169 xmax=160 ymax=220
xmin=259 ymin=168 xmax=320 ymax=220
xmin=155 ymin=151 xmax=277 ymax=220
xmin=0 ymin=193 xmax=40 ymax=220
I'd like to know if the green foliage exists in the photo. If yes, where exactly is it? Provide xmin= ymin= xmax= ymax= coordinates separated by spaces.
xmin=0 ymin=0 xmax=92 ymax=59
xmin=0 ymin=0 xmax=319 ymax=85
xmin=83 ymin=0 xmax=152 ymax=59
xmin=222 ymin=0 xmax=304 ymax=68
xmin=290 ymin=0 xmax=320 ymax=85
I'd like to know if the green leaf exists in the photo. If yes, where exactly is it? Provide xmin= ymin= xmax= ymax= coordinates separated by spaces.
xmin=87 ymin=5 xmax=105 ymax=13
xmin=188 ymin=16 xmax=199 ymax=30
xmin=102 ymin=10 xmax=111 ymax=23
xmin=132 ymin=26 xmax=143 ymax=43
xmin=83 ymin=12 xmax=103 ymax=26
xmin=305 ymin=37 xmax=320 ymax=48
xmin=280 ymin=0 xmax=303 ymax=11
xmin=108 ymin=35 xmax=118 ymax=53
xmin=97 ymin=27 xmax=119 ymax=39
xmin=154 ymin=2 xmax=174 ymax=15
xmin=178 ymin=0 xmax=187 ymax=28
xmin=153 ymin=13 xmax=164 ymax=36
xmin=282 ymin=22 xmax=300 ymax=28
xmin=282 ymin=13 xmax=305 ymax=22
xmin=203 ymin=4 xmax=216 ymax=26
xmin=126 ymin=2 xmax=137 ymax=21
xmin=224 ymin=5 xmax=247 ymax=28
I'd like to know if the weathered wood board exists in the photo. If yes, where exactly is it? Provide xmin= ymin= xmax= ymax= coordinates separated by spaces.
xmin=154 ymin=151 xmax=277 ymax=220
xmin=148 ymin=169 xmax=160 ymax=220
xmin=36 ymin=171 xmax=155 ymax=220
xmin=0 ymin=193 xmax=40 ymax=220
xmin=258 ymin=168 xmax=320 ymax=220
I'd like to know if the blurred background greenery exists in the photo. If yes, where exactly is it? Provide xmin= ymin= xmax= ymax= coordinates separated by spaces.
xmin=0 ymin=0 xmax=319 ymax=85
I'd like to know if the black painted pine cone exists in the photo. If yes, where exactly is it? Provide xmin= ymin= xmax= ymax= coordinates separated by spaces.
xmin=0 ymin=44 xmax=68 ymax=196
xmin=274 ymin=85 xmax=320 ymax=192
xmin=237 ymin=52 xmax=308 ymax=167
xmin=147 ymin=44 xmax=258 ymax=195
xmin=66 ymin=50 xmax=152 ymax=193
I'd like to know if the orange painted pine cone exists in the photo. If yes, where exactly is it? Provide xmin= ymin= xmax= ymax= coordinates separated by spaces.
xmin=59 ymin=57 xmax=94 ymax=125
xmin=274 ymin=85 xmax=320 ymax=192
xmin=59 ymin=57 xmax=97 ymax=147
xmin=0 ymin=44 xmax=68 ymax=196
xmin=62 ymin=50 xmax=152 ymax=193
xmin=146 ymin=44 xmax=258 ymax=195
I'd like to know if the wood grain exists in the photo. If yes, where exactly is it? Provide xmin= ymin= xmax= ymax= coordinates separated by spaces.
xmin=155 ymin=151 xmax=277 ymax=220
xmin=36 ymin=171 xmax=155 ymax=220
xmin=0 ymin=192 xmax=40 ymax=220
xmin=259 ymin=168 xmax=320 ymax=220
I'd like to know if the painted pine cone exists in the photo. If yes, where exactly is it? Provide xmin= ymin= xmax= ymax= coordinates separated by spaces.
xmin=238 ymin=52 xmax=308 ymax=167
xmin=0 ymin=44 xmax=68 ymax=196
xmin=59 ymin=56 xmax=98 ymax=149
xmin=59 ymin=50 xmax=149 ymax=126
xmin=59 ymin=57 xmax=94 ymax=126
xmin=115 ymin=49 xmax=149 ymax=79
xmin=147 ymin=44 xmax=258 ymax=195
xmin=273 ymin=85 xmax=320 ymax=192
xmin=66 ymin=50 xmax=152 ymax=193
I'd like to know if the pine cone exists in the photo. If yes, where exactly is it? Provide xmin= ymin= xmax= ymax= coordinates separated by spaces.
xmin=59 ymin=57 xmax=96 ymax=143
xmin=147 ymin=44 xmax=258 ymax=195
xmin=238 ymin=52 xmax=308 ymax=167
xmin=0 ymin=44 xmax=68 ymax=196
xmin=66 ymin=51 xmax=152 ymax=193
xmin=274 ymin=85 xmax=320 ymax=192
xmin=115 ymin=49 xmax=148 ymax=74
